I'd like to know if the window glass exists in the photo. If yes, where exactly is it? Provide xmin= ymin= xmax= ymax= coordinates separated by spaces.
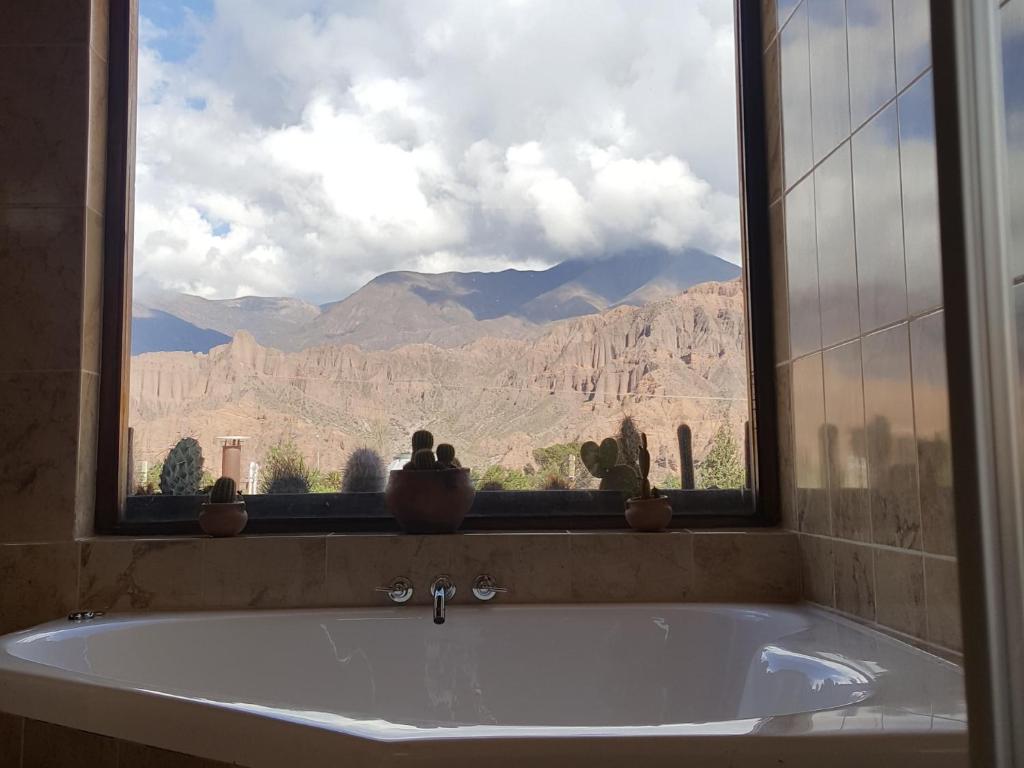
xmin=128 ymin=1 xmax=748 ymax=502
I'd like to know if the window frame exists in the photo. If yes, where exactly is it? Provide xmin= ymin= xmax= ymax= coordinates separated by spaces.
xmin=94 ymin=0 xmax=778 ymax=535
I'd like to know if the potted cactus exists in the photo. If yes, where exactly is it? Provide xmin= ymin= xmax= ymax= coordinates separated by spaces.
xmin=199 ymin=476 xmax=248 ymax=537
xmin=625 ymin=433 xmax=673 ymax=531
xmin=386 ymin=430 xmax=474 ymax=533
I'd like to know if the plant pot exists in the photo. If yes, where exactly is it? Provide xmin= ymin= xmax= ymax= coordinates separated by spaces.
xmin=199 ymin=501 xmax=248 ymax=537
xmin=385 ymin=468 xmax=475 ymax=533
xmin=625 ymin=496 xmax=673 ymax=532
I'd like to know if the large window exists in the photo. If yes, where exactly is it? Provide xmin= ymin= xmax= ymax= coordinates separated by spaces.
xmin=98 ymin=0 xmax=775 ymax=531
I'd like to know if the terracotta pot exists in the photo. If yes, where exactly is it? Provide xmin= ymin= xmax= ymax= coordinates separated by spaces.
xmin=199 ymin=501 xmax=248 ymax=537
xmin=625 ymin=496 xmax=673 ymax=532
xmin=385 ymin=468 xmax=475 ymax=533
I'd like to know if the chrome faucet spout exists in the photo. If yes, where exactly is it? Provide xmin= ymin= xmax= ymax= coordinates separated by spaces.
xmin=430 ymin=576 xmax=455 ymax=625
xmin=433 ymin=586 xmax=445 ymax=624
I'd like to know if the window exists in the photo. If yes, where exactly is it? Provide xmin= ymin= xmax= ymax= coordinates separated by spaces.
xmin=97 ymin=0 xmax=777 ymax=532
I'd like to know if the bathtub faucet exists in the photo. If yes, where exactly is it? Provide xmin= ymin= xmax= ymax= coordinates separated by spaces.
xmin=430 ymin=576 xmax=456 ymax=624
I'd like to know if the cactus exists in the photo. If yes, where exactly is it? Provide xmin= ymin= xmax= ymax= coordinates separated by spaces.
xmin=436 ymin=443 xmax=460 ymax=469
xmin=412 ymin=448 xmax=437 ymax=470
xmin=259 ymin=442 xmax=312 ymax=494
xmin=637 ymin=432 xmax=660 ymax=499
xmin=159 ymin=437 xmax=205 ymax=495
xmin=617 ymin=416 xmax=643 ymax=473
xmin=412 ymin=430 xmax=434 ymax=453
xmin=342 ymin=448 xmax=386 ymax=492
xmin=580 ymin=436 xmax=639 ymax=495
xmin=677 ymin=424 xmax=695 ymax=490
xmin=209 ymin=477 xmax=237 ymax=504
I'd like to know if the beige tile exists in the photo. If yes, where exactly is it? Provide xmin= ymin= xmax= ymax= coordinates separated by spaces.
xmin=763 ymin=40 xmax=784 ymax=204
xmin=202 ymin=536 xmax=326 ymax=609
xmin=0 ymin=208 xmax=87 ymax=373
xmin=74 ymin=372 xmax=101 ymax=538
xmin=22 ymin=719 xmax=117 ymax=768
xmin=781 ymin=2 xmax=813 ymax=187
xmin=0 ymin=45 xmax=90 ymax=207
xmin=814 ymin=143 xmax=859 ymax=346
xmin=118 ymin=740 xmax=233 ymax=768
xmin=450 ymin=533 xmax=572 ymax=604
xmin=91 ymin=0 xmax=110 ymax=61
xmin=786 ymin=175 xmax=821 ymax=357
xmin=875 ymin=548 xmax=927 ymax=638
xmin=80 ymin=539 xmax=203 ymax=612
xmin=0 ymin=543 xmax=80 ymax=634
xmin=327 ymin=534 xmax=454 ymax=607
xmin=775 ymin=362 xmax=796 ymax=529
xmin=798 ymin=534 xmax=834 ymax=606
xmin=862 ymin=324 xmax=922 ymax=549
xmin=87 ymin=48 xmax=108 ymax=216
xmin=833 ymin=540 xmax=876 ymax=622
xmin=911 ymin=312 xmax=956 ymax=556
xmin=769 ymin=201 xmax=790 ymax=363
xmin=762 ymin=0 xmax=778 ymax=50
xmin=692 ymin=531 xmax=800 ymax=602
xmin=569 ymin=531 xmax=692 ymax=602
xmin=82 ymin=209 xmax=104 ymax=375
xmin=792 ymin=353 xmax=830 ymax=535
xmin=0 ymin=1 xmax=91 ymax=45
xmin=0 ymin=712 xmax=23 ymax=766
xmin=822 ymin=341 xmax=870 ymax=542
xmin=925 ymin=556 xmax=962 ymax=653
xmin=0 ymin=370 xmax=82 ymax=542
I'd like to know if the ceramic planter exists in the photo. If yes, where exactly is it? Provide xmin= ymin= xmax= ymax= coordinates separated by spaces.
xmin=199 ymin=501 xmax=248 ymax=537
xmin=624 ymin=496 xmax=673 ymax=532
xmin=385 ymin=468 xmax=475 ymax=533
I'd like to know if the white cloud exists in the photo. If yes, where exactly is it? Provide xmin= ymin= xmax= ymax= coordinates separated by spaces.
xmin=133 ymin=0 xmax=741 ymax=303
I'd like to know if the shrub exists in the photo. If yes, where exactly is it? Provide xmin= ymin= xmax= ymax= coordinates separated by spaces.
xmin=259 ymin=442 xmax=312 ymax=494
xmin=697 ymin=426 xmax=745 ymax=489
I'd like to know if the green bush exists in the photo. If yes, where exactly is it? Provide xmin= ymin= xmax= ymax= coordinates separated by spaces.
xmin=697 ymin=426 xmax=745 ymax=489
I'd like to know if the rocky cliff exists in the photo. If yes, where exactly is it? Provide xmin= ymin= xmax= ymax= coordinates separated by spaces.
xmin=129 ymin=280 xmax=748 ymax=483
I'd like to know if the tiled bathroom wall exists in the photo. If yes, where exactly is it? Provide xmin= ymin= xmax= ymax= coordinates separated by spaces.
xmin=1003 ymin=1 xmax=1024 ymax=422
xmin=763 ymin=0 xmax=962 ymax=655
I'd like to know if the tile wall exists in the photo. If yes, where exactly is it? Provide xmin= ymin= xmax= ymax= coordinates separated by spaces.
xmin=1003 ymin=1 xmax=1024 ymax=422
xmin=763 ymin=0 xmax=962 ymax=655
xmin=0 ymin=1 xmax=108 ymax=542
xmin=0 ymin=530 xmax=800 ymax=635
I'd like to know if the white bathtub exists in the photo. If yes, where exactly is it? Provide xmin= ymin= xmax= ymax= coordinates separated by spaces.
xmin=0 ymin=604 xmax=965 ymax=767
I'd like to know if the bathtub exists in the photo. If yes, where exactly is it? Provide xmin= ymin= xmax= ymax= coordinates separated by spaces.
xmin=0 ymin=604 xmax=965 ymax=767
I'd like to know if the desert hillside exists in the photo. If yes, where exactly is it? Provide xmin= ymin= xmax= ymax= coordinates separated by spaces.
xmin=129 ymin=280 xmax=748 ymax=485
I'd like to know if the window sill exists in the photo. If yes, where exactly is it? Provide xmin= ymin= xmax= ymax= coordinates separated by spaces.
xmin=109 ymin=489 xmax=760 ymax=535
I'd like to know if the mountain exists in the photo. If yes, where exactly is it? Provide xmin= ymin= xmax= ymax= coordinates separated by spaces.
xmin=132 ymin=247 xmax=740 ymax=353
xmin=131 ymin=305 xmax=231 ymax=355
xmin=129 ymin=280 xmax=747 ymax=481
xmin=137 ymin=293 xmax=321 ymax=351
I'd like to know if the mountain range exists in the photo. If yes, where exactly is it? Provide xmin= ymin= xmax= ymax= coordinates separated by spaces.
xmin=129 ymin=279 xmax=748 ymax=481
xmin=132 ymin=247 xmax=740 ymax=354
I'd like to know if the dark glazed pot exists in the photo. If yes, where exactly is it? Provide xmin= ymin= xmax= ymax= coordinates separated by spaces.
xmin=624 ymin=496 xmax=673 ymax=532
xmin=199 ymin=501 xmax=248 ymax=537
xmin=385 ymin=468 xmax=475 ymax=533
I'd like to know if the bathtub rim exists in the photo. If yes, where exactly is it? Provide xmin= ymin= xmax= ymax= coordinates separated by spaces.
xmin=0 ymin=603 xmax=967 ymax=767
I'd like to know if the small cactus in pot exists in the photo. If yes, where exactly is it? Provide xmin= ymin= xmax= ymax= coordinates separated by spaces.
xmin=199 ymin=476 xmax=247 ymax=537
xmin=625 ymin=432 xmax=673 ymax=532
xmin=386 ymin=430 xmax=474 ymax=533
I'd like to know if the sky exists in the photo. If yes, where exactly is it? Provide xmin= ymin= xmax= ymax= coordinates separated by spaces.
xmin=133 ymin=0 xmax=741 ymax=304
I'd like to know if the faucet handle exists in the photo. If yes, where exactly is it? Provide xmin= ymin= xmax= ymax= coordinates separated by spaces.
xmin=472 ymin=574 xmax=509 ymax=601
xmin=430 ymin=575 xmax=456 ymax=600
xmin=375 ymin=577 xmax=414 ymax=603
